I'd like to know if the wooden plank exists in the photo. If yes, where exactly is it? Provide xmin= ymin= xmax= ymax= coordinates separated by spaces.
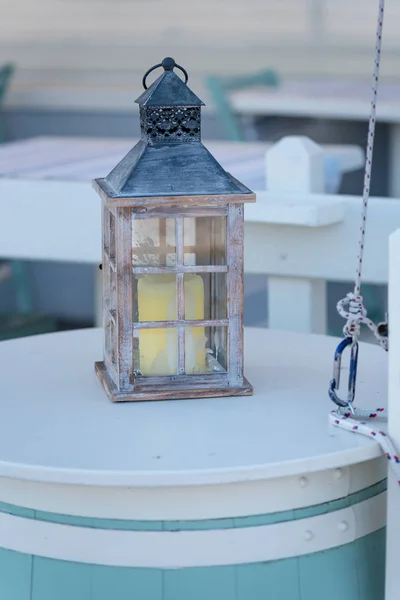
xmin=103 ymin=249 xmax=116 ymax=271
xmin=95 ymin=361 xmax=252 ymax=401
xmin=132 ymin=207 xmax=228 ymax=218
xmin=132 ymin=265 xmax=228 ymax=274
xmin=227 ymin=205 xmax=245 ymax=387
xmin=176 ymin=218 xmax=185 ymax=375
xmin=133 ymin=373 xmax=230 ymax=390
xmin=96 ymin=185 xmax=256 ymax=209
xmin=102 ymin=201 xmax=113 ymax=375
xmin=133 ymin=319 xmax=228 ymax=330
xmin=116 ymin=208 xmax=133 ymax=390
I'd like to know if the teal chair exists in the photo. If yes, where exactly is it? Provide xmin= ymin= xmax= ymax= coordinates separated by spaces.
xmin=0 ymin=261 xmax=59 ymax=341
xmin=0 ymin=64 xmax=59 ymax=340
xmin=206 ymin=70 xmax=280 ymax=142
xmin=0 ymin=63 xmax=14 ymax=143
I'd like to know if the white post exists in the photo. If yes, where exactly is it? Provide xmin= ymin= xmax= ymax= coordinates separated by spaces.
xmin=386 ymin=228 xmax=400 ymax=600
xmin=266 ymin=136 xmax=327 ymax=334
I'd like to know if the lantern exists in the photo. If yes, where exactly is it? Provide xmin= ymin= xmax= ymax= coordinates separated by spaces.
xmin=94 ymin=58 xmax=256 ymax=402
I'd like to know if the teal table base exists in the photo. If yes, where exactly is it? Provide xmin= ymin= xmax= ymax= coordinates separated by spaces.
xmin=0 ymin=530 xmax=386 ymax=600
xmin=0 ymin=483 xmax=386 ymax=600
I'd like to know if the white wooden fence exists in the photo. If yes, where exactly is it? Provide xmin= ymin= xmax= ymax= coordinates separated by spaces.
xmin=1 ymin=135 xmax=400 ymax=333
xmin=245 ymin=136 xmax=400 ymax=334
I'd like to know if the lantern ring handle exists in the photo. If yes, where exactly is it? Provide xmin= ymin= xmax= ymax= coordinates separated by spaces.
xmin=142 ymin=57 xmax=189 ymax=90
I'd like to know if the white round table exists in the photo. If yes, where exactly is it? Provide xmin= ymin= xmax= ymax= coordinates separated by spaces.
xmin=0 ymin=328 xmax=388 ymax=600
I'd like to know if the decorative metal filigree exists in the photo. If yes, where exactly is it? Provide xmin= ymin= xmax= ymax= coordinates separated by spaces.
xmin=140 ymin=106 xmax=201 ymax=142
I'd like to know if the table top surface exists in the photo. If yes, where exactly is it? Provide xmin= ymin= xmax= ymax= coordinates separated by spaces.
xmin=0 ymin=136 xmax=363 ymax=191
xmin=231 ymin=78 xmax=400 ymax=123
xmin=0 ymin=327 xmax=387 ymax=487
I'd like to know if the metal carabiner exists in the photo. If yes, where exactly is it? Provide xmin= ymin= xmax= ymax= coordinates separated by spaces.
xmin=328 ymin=337 xmax=359 ymax=413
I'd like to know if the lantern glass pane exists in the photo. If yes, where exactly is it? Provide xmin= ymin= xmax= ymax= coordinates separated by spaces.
xmin=185 ymin=326 xmax=227 ymax=374
xmin=132 ymin=217 xmax=176 ymax=266
xmin=183 ymin=216 xmax=226 ymax=266
xmin=184 ymin=273 xmax=226 ymax=320
xmin=134 ymin=328 xmax=178 ymax=376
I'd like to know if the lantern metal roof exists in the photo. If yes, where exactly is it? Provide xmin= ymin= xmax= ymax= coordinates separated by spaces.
xmin=135 ymin=70 xmax=204 ymax=108
xmin=94 ymin=58 xmax=254 ymax=200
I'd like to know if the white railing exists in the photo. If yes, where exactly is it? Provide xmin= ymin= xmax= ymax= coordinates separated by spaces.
xmin=245 ymin=136 xmax=400 ymax=334
xmin=1 ymin=135 xmax=400 ymax=332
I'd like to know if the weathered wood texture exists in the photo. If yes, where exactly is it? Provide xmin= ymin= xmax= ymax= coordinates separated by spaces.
xmin=97 ymin=202 xmax=252 ymax=402
xmin=132 ymin=319 xmax=229 ymax=330
xmin=227 ymin=205 xmax=245 ymax=387
xmin=176 ymin=218 xmax=185 ymax=375
xmin=95 ymin=361 xmax=253 ymax=402
xmin=131 ymin=265 xmax=228 ymax=275
xmin=93 ymin=181 xmax=256 ymax=209
xmin=115 ymin=208 xmax=133 ymax=391
xmin=102 ymin=202 xmax=118 ymax=383
xmin=132 ymin=208 xmax=228 ymax=218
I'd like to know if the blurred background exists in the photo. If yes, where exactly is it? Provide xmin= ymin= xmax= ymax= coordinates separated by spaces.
xmin=0 ymin=0 xmax=397 ymax=339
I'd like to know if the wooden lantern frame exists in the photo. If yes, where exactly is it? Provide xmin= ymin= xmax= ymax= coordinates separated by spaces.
xmin=93 ymin=57 xmax=256 ymax=402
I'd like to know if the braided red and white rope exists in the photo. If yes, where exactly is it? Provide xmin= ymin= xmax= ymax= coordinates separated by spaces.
xmin=330 ymin=408 xmax=400 ymax=484
xmin=337 ymin=293 xmax=388 ymax=350
xmin=330 ymin=0 xmax=400 ymax=478
xmin=336 ymin=0 xmax=387 ymax=348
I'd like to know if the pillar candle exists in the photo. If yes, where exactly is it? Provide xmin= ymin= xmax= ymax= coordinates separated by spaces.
xmin=137 ymin=274 xmax=206 ymax=375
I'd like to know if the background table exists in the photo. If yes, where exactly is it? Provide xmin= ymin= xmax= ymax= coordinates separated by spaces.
xmin=0 ymin=327 xmax=387 ymax=599
xmin=231 ymin=78 xmax=400 ymax=197
xmin=0 ymin=135 xmax=363 ymax=191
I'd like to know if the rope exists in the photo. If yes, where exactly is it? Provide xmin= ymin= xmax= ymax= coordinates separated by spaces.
xmin=330 ymin=0 xmax=400 ymax=479
xmin=329 ymin=408 xmax=400 ymax=484
xmin=336 ymin=0 xmax=387 ymax=348
xmin=337 ymin=293 xmax=388 ymax=350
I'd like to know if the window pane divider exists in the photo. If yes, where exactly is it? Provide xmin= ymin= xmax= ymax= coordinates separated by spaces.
xmin=132 ymin=207 xmax=228 ymax=219
xmin=132 ymin=265 xmax=228 ymax=274
xmin=133 ymin=374 xmax=230 ymax=388
xmin=176 ymin=217 xmax=185 ymax=374
xmin=133 ymin=319 xmax=228 ymax=330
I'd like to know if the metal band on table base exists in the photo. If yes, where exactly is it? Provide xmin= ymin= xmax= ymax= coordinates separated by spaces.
xmin=0 ymin=492 xmax=386 ymax=567
xmin=0 ymin=458 xmax=386 ymax=520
